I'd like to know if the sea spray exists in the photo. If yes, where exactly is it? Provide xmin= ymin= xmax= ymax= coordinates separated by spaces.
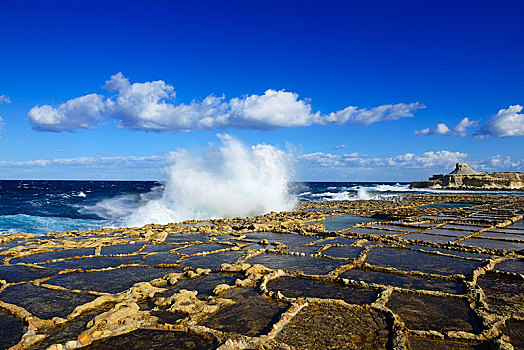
xmin=122 ymin=134 xmax=297 ymax=227
xmin=356 ymin=186 xmax=371 ymax=200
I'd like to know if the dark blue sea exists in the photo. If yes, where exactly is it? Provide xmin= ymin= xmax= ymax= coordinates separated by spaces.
xmin=0 ymin=180 xmax=521 ymax=235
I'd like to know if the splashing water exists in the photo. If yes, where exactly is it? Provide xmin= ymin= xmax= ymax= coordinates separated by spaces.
xmin=356 ymin=186 xmax=371 ymax=200
xmin=122 ymin=135 xmax=297 ymax=227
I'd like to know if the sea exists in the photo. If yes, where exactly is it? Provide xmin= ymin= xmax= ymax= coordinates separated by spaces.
xmin=1 ymin=180 xmax=523 ymax=236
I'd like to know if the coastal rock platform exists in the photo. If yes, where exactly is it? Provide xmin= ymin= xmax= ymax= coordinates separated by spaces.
xmin=411 ymin=163 xmax=524 ymax=190
xmin=1 ymin=193 xmax=523 ymax=349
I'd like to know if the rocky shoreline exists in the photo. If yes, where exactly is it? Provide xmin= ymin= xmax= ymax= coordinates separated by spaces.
xmin=411 ymin=163 xmax=524 ymax=191
xmin=1 ymin=193 xmax=523 ymax=349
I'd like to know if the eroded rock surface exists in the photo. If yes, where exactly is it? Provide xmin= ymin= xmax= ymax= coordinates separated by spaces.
xmin=0 ymin=193 xmax=522 ymax=349
xmin=411 ymin=162 xmax=524 ymax=190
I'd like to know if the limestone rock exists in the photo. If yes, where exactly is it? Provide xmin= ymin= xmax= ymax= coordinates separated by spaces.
xmin=411 ymin=163 xmax=524 ymax=190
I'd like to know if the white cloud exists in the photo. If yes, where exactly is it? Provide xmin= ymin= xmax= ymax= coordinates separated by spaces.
xmin=415 ymin=117 xmax=477 ymax=137
xmin=28 ymin=94 xmax=105 ymax=132
xmin=470 ymin=155 xmax=523 ymax=171
xmin=0 ymin=154 xmax=166 ymax=180
xmin=477 ymin=105 xmax=524 ymax=137
xmin=0 ymin=95 xmax=11 ymax=104
xmin=227 ymin=89 xmax=318 ymax=129
xmin=0 ymin=155 xmax=163 ymax=168
xmin=0 ymin=116 xmax=3 ymax=138
xmin=28 ymin=73 xmax=424 ymax=132
xmin=322 ymin=102 xmax=424 ymax=126
xmin=385 ymin=150 xmax=468 ymax=168
xmin=299 ymin=150 xmax=468 ymax=169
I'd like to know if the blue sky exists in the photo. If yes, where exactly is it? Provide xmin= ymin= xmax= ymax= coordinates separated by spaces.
xmin=0 ymin=0 xmax=523 ymax=181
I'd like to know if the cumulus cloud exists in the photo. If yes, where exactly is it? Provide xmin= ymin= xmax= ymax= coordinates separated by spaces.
xmin=0 ymin=95 xmax=11 ymax=104
xmin=384 ymin=151 xmax=468 ymax=168
xmin=477 ymin=105 xmax=524 ymax=137
xmin=28 ymin=94 xmax=105 ymax=132
xmin=415 ymin=117 xmax=477 ymax=137
xmin=469 ymin=155 xmax=523 ymax=172
xmin=28 ymin=73 xmax=424 ymax=132
xmin=299 ymin=150 xmax=468 ymax=169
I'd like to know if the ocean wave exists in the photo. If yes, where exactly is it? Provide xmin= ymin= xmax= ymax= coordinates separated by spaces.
xmin=0 ymin=214 xmax=109 ymax=235
xmin=81 ymin=135 xmax=297 ymax=227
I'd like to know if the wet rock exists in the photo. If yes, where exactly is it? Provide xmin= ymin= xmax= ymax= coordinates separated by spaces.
xmin=275 ymin=301 xmax=389 ymax=350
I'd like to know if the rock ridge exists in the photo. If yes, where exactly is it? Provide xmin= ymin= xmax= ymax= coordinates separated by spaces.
xmin=411 ymin=163 xmax=524 ymax=190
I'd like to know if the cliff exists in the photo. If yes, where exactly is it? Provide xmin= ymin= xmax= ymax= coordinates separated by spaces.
xmin=411 ymin=163 xmax=524 ymax=190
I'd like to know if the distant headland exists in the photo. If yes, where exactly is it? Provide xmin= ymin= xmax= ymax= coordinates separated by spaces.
xmin=411 ymin=163 xmax=524 ymax=190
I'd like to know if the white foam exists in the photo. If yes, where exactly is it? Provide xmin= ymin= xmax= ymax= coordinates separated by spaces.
xmin=356 ymin=186 xmax=371 ymax=200
xmin=121 ymin=134 xmax=297 ymax=227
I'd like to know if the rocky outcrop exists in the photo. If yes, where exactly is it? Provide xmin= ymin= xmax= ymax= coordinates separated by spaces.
xmin=411 ymin=163 xmax=524 ymax=190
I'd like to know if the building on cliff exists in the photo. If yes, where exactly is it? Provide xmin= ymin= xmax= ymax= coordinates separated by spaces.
xmin=410 ymin=163 xmax=524 ymax=190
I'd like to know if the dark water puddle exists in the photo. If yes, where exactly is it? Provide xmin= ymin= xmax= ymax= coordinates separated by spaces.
xmin=268 ymin=278 xmax=377 ymax=304
xmin=408 ymin=337 xmax=488 ymax=349
xmin=10 ymin=247 xmax=96 ymax=264
xmin=402 ymin=233 xmax=453 ymax=244
xmin=101 ymin=242 xmax=147 ymax=255
xmin=29 ymin=308 xmax=110 ymax=350
xmin=321 ymin=246 xmax=362 ymax=259
xmin=420 ymin=202 xmax=479 ymax=209
xmin=0 ymin=310 xmax=25 ymax=350
xmin=141 ymin=244 xmax=178 ymax=253
xmin=311 ymin=215 xmax=380 ymax=231
xmin=340 ymin=268 xmax=463 ymax=294
xmin=494 ymin=260 xmax=523 ymax=274
xmin=243 ymin=232 xmax=316 ymax=247
xmin=501 ymin=319 xmax=524 ymax=350
xmin=170 ymin=273 xmax=241 ymax=298
xmin=0 ymin=283 xmax=95 ymax=319
xmin=365 ymin=247 xmax=481 ymax=276
xmin=387 ymin=293 xmax=480 ymax=333
xmin=0 ymin=241 xmax=24 ymax=251
xmin=410 ymin=245 xmax=489 ymax=260
xmin=282 ymin=246 xmax=321 ymax=255
xmin=162 ymin=233 xmax=209 ymax=244
xmin=199 ymin=288 xmax=288 ymax=336
xmin=175 ymin=242 xmax=229 ymax=255
xmin=507 ymin=220 xmax=524 ymax=229
xmin=458 ymin=238 xmax=524 ymax=251
xmin=42 ymin=255 xmax=146 ymax=270
xmin=275 ymin=303 xmax=389 ymax=350
xmin=241 ymin=243 xmax=269 ymax=251
xmin=247 ymin=252 xmax=348 ymax=275
xmin=409 ymin=222 xmax=436 ymax=227
xmin=314 ymin=237 xmax=356 ymax=245
xmin=480 ymin=230 xmax=524 ymax=240
xmin=368 ymin=224 xmax=420 ymax=232
xmin=0 ymin=264 xmax=57 ymax=283
xmin=83 ymin=329 xmax=217 ymax=349
xmin=477 ymin=274 xmax=524 ymax=317
xmin=141 ymin=252 xmax=180 ymax=266
xmin=443 ymin=224 xmax=487 ymax=231
xmin=348 ymin=227 xmax=402 ymax=236
xmin=422 ymin=228 xmax=472 ymax=237
xmin=179 ymin=251 xmax=243 ymax=270
xmin=47 ymin=267 xmax=179 ymax=294
xmin=420 ymin=215 xmax=458 ymax=221
xmin=150 ymin=310 xmax=186 ymax=324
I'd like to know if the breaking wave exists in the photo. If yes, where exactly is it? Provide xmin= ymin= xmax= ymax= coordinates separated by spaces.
xmin=83 ymin=135 xmax=297 ymax=227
